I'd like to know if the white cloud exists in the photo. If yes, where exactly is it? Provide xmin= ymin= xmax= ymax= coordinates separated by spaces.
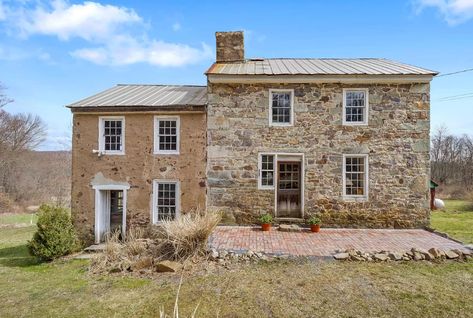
xmin=71 ymin=35 xmax=212 ymax=67
xmin=15 ymin=0 xmax=142 ymax=41
xmin=0 ymin=1 xmax=212 ymax=67
xmin=172 ymin=22 xmax=181 ymax=31
xmin=415 ymin=0 xmax=473 ymax=24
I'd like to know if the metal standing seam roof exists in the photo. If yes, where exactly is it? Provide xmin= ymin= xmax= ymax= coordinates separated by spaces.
xmin=205 ymin=58 xmax=438 ymax=76
xmin=67 ymin=84 xmax=207 ymax=108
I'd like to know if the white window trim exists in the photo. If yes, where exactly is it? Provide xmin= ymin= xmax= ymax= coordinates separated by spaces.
xmin=258 ymin=153 xmax=276 ymax=190
xmin=98 ymin=116 xmax=125 ymax=155
xmin=342 ymin=88 xmax=369 ymax=126
xmin=342 ymin=154 xmax=369 ymax=201
xmin=269 ymin=89 xmax=295 ymax=127
xmin=154 ymin=116 xmax=180 ymax=155
xmin=152 ymin=179 xmax=180 ymax=224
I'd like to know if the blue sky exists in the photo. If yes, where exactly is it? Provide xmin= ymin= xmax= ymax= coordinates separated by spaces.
xmin=0 ymin=0 xmax=472 ymax=150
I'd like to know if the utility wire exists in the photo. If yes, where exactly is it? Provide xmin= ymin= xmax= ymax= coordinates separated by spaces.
xmin=437 ymin=93 xmax=473 ymax=101
xmin=436 ymin=68 xmax=473 ymax=77
xmin=432 ymin=68 xmax=473 ymax=102
xmin=435 ymin=93 xmax=473 ymax=102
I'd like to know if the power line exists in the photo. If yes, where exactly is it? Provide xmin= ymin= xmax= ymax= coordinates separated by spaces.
xmin=437 ymin=68 xmax=473 ymax=77
xmin=435 ymin=93 xmax=473 ymax=102
xmin=437 ymin=92 xmax=473 ymax=101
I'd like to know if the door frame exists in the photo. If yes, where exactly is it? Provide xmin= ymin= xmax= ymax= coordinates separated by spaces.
xmin=260 ymin=152 xmax=304 ymax=218
xmin=276 ymin=160 xmax=303 ymax=218
xmin=93 ymin=184 xmax=130 ymax=244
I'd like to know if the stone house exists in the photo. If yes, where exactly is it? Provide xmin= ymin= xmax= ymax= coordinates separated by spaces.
xmin=68 ymin=31 xmax=437 ymax=244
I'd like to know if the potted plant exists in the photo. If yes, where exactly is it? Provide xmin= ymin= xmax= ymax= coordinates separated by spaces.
xmin=259 ymin=214 xmax=273 ymax=231
xmin=308 ymin=216 xmax=321 ymax=233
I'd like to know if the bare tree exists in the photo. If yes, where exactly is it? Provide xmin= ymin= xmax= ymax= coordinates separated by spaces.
xmin=0 ymin=111 xmax=47 ymax=151
xmin=431 ymin=126 xmax=473 ymax=197
xmin=0 ymin=84 xmax=49 ymax=209
xmin=0 ymin=83 xmax=13 ymax=108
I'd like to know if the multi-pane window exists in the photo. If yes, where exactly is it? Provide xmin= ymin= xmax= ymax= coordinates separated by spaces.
xmin=155 ymin=117 xmax=179 ymax=154
xmin=344 ymin=89 xmax=368 ymax=124
xmin=343 ymin=155 xmax=368 ymax=197
xmin=154 ymin=181 xmax=179 ymax=222
xmin=109 ymin=190 xmax=123 ymax=232
xmin=99 ymin=117 xmax=124 ymax=154
xmin=110 ymin=191 xmax=123 ymax=215
xmin=270 ymin=90 xmax=293 ymax=125
xmin=260 ymin=154 xmax=275 ymax=188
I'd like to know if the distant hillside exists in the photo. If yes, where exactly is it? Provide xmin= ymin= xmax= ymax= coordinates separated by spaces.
xmin=0 ymin=150 xmax=71 ymax=212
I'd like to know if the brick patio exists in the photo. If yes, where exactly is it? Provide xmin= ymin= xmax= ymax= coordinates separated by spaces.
xmin=209 ymin=226 xmax=469 ymax=257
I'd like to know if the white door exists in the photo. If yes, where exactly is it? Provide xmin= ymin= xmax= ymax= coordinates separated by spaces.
xmin=95 ymin=190 xmax=111 ymax=243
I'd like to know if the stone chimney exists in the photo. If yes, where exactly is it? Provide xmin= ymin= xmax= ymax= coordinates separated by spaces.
xmin=215 ymin=31 xmax=244 ymax=63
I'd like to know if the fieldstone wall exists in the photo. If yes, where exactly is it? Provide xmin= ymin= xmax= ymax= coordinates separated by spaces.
xmin=71 ymin=112 xmax=207 ymax=244
xmin=207 ymin=82 xmax=431 ymax=228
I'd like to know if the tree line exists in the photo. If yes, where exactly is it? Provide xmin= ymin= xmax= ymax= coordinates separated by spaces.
xmin=431 ymin=126 xmax=473 ymax=196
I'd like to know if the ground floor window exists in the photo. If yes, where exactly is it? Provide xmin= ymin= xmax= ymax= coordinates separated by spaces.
xmin=343 ymin=154 xmax=368 ymax=198
xmin=258 ymin=154 xmax=275 ymax=189
xmin=153 ymin=180 xmax=180 ymax=223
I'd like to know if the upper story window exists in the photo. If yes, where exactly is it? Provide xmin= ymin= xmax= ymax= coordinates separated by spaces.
xmin=99 ymin=116 xmax=125 ymax=155
xmin=258 ymin=154 xmax=275 ymax=189
xmin=154 ymin=116 xmax=180 ymax=155
xmin=343 ymin=154 xmax=368 ymax=199
xmin=343 ymin=89 xmax=369 ymax=125
xmin=269 ymin=89 xmax=294 ymax=126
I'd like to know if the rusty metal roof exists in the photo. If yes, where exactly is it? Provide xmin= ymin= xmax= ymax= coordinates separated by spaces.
xmin=206 ymin=58 xmax=438 ymax=76
xmin=67 ymin=84 xmax=207 ymax=108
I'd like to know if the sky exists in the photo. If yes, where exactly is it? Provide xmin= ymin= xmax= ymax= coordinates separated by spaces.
xmin=0 ymin=0 xmax=472 ymax=150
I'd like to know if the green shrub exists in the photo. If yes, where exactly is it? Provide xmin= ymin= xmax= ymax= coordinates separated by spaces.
xmin=27 ymin=204 xmax=77 ymax=261
xmin=259 ymin=213 xmax=273 ymax=224
xmin=308 ymin=216 xmax=321 ymax=225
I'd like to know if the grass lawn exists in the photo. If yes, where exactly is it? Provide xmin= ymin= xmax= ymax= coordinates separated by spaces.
xmin=431 ymin=199 xmax=473 ymax=244
xmin=0 ymin=217 xmax=472 ymax=317
xmin=0 ymin=213 xmax=37 ymax=226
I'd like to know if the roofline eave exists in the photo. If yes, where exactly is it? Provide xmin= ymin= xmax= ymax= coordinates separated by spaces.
xmin=206 ymin=73 xmax=436 ymax=84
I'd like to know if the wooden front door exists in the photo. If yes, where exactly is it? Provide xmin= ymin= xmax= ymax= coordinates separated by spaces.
xmin=277 ymin=161 xmax=302 ymax=218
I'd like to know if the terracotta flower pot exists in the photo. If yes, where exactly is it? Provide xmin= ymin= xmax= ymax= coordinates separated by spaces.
xmin=261 ymin=223 xmax=271 ymax=231
xmin=310 ymin=224 xmax=320 ymax=233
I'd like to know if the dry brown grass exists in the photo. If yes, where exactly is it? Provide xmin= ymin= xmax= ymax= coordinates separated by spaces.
xmin=152 ymin=210 xmax=221 ymax=261
xmin=90 ymin=229 xmax=150 ymax=273
xmin=90 ymin=210 xmax=221 ymax=273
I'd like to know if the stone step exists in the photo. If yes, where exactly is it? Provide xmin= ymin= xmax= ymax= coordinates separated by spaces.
xmin=84 ymin=244 xmax=106 ymax=252
xmin=278 ymin=224 xmax=304 ymax=232
xmin=74 ymin=253 xmax=94 ymax=260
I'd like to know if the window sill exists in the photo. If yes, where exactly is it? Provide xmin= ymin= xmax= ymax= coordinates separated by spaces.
xmin=258 ymin=186 xmax=275 ymax=190
xmin=342 ymin=196 xmax=368 ymax=202
xmin=342 ymin=122 xmax=368 ymax=126
xmin=154 ymin=151 xmax=180 ymax=155
xmin=269 ymin=123 xmax=293 ymax=127
xmin=100 ymin=151 xmax=125 ymax=156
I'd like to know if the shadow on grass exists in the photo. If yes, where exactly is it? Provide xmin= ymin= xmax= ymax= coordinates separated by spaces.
xmin=0 ymin=244 xmax=40 ymax=267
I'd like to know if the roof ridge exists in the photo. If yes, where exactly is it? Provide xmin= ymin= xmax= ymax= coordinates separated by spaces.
xmin=116 ymin=84 xmax=207 ymax=87
xmin=247 ymin=57 xmax=384 ymax=61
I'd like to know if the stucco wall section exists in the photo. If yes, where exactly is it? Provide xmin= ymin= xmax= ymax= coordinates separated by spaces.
xmin=206 ymin=82 xmax=430 ymax=228
xmin=71 ymin=112 xmax=206 ymax=243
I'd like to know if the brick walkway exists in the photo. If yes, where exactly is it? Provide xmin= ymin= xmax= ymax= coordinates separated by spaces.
xmin=209 ymin=226 xmax=468 ymax=257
